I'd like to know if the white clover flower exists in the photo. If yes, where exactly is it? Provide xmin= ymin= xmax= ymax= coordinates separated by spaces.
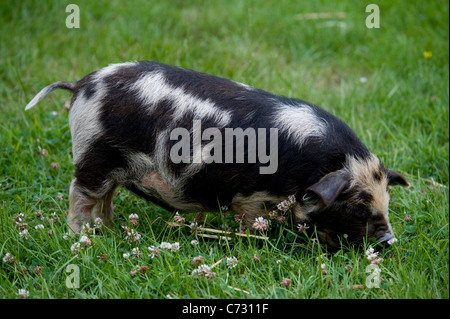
xmin=160 ymin=242 xmax=172 ymax=250
xmin=3 ymin=252 xmax=15 ymax=264
xmin=35 ymin=224 xmax=44 ymax=230
xmin=277 ymin=195 xmax=296 ymax=213
xmin=71 ymin=242 xmax=81 ymax=254
xmin=174 ymin=212 xmax=185 ymax=224
xmin=365 ymin=246 xmax=384 ymax=265
xmin=252 ymin=217 xmax=269 ymax=231
xmin=17 ymin=289 xmax=29 ymax=299
xmin=132 ymin=247 xmax=141 ymax=257
xmin=190 ymin=239 xmax=199 ymax=246
xmin=148 ymin=246 xmax=160 ymax=258
xmin=297 ymin=223 xmax=310 ymax=233
xmin=19 ymin=229 xmax=29 ymax=239
xmin=321 ymin=263 xmax=327 ymax=275
xmin=79 ymin=235 xmax=91 ymax=248
xmin=94 ymin=217 xmax=103 ymax=227
xmin=123 ymin=252 xmax=131 ymax=258
xmin=387 ymin=237 xmax=398 ymax=245
xmin=82 ymin=222 xmax=94 ymax=235
xmin=50 ymin=212 xmax=59 ymax=223
xmin=226 ymin=256 xmax=239 ymax=269
xmin=365 ymin=246 xmax=375 ymax=256
xmin=171 ymin=242 xmax=180 ymax=252
xmin=132 ymin=230 xmax=141 ymax=243
xmin=129 ymin=213 xmax=139 ymax=226
xmin=192 ymin=264 xmax=216 ymax=279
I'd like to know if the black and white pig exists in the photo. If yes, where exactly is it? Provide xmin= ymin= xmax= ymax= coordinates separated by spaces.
xmin=25 ymin=61 xmax=408 ymax=247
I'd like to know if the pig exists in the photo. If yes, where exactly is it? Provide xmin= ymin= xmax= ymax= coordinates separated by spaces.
xmin=25 ymin=61 xmax=409 ymax=247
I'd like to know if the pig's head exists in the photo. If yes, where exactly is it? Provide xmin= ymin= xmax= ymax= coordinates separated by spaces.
xmin=297 ymin=155 xmax=409 ymax=247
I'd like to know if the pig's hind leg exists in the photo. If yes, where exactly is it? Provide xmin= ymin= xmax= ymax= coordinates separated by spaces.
xmin=67 ymin=144 xmax=124 ymax=234
xmin=68 ymin=178 xmax=117 ymax=234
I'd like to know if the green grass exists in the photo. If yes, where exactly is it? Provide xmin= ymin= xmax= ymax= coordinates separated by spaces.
xmin=0 ymin=0 xmax=448 ymax=299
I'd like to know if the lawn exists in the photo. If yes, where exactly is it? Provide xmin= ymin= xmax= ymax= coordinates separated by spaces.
xmin=0 ymin=0 xmax=448 ymax=300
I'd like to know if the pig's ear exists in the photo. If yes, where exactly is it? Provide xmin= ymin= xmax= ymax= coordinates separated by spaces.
xmin=386 ymin=169 xmax=409 ymax=187
xmin=305 ymin=171 xmax=350 ymax=207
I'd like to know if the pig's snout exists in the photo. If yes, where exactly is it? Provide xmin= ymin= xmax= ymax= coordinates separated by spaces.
xmin=368 ymin=219 xmax=394 ymax=245
xmin=375 ymin=229 xmax=394 ymax=244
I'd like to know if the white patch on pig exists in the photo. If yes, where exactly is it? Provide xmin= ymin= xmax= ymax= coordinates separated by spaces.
xmin=130 ymin=71 xmax=232 ymax=127
xmin=69 ymin=89 xmax=104 ymax=165
xmin=275 ymin=103 xmax=327 ymax=147
xmin=93 ymin=62 xmax=137 ymax=83
xmin=69 ymin=62 xmax=138 ymax=165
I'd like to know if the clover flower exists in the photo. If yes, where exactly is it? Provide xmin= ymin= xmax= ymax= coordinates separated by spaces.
xmin=282 ymin=278 xmax=291 ymax=288
xmin=50 ymin=212 xmax=59 ymax=223
xmin=14 ymin=213 xmax=24 ymax=223
xmin=252 ymin=217 xmax=269 ymax=231
xmin=19 ymin=229 xmax=29 ymax=239
xmin=170 ymin=242 xmax=180 ymax=252
xmin=34 ymin=210 xmax=43 ymax=218
xmin=79 ymin=235 xmax=91 ymax=248
xmin=130 ymin=265 xmax=148 ymax=277
xmin=193 ymin=256 xmax=204 ymax=266
xmin=3 ymin=253 xmax=16 ymax=265
xmin=268 ymin=210 xmax=278 ymax=219
xmin=277 ymin=195 xmax=296 ymax=214
xmin=189 ymin=222 xmax=200 ymax=233
xmin=192 ymin=264 xmax=217 ymax=280
xmin=97 ymin=253 xmax=108 ymax=262
xmin=129 ymin=213 xmax=139 ymax=226
xmin=137 ymin=265 xmax=148 ymax=274
xmin=148 ymin=246 xmax=160 ymax=258
xmin=35 ymin=224 xmax=44 ymax=230
xmin=404 ymin=214 xmax=412 ymax=222
xmin=387 ymin=237 xmax=398 ymax=245
xmin=122 ymin=226 xmax=141 ymax=245
xmin=94 ymin=217 xmax=103 ymax=227
xmin=234 ymin=213 xmax=245 ymax=223
xmin=132 ymin=247 xmax=142 ymax=258
xmin=226 ymin=256 xmax=239 ymax=269
xmin=252 ymin=254 xmax=261 ymax=263
xmin=190 ymin=239 xmax=199 ymax=246
xmin=297 ymin=223 xmax=310 ymax=233
xmin=321 ymin=263 xmax=327 ymax=275
xmin=174 ymin=212 xmax=185 ymax=224
xmin=82 ymin=223 xmax=94 ymax=235
xmin=17 ymin=289 xmax=29 ymax=299
xmin=365 ymin=246 xmax=383 ymax=265
xmin=160 ymin=242 xmax=172 ymax=250
xmin=71 ymin=242 xmax=81 ymax=254
xmin=34 ymin=265 xmax=43 ymax=275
